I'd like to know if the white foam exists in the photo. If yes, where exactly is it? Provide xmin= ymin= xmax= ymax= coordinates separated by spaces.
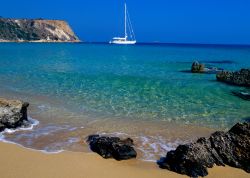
xmin=2 ymin=117 xmax=39 ymax=134
xmin=136 ymin=135 xmax=186 ymax=162
xmin=93 ymin=131 xmax=185 ymax=162
xmin=97 ymin=131 xmax=129 ymax=137
xmin=43 ymin=137 xmax=80 ymax=153
xmin=37 ymin=104 xmax=52 ymax=113
xmin=0 ymin=118 xmax=63 ymax=154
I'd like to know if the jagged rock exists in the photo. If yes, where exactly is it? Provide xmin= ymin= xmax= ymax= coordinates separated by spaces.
xmin=216 ymin=69 xmax=250 ymax=87
xmin=191 ymin=61 xmax=223 ymax=74
xmin=0 ymin=123 xmax=5 ymax=132
xmin=232 ymin=91 xmax=250 ymax=100
xmin=158 ymin=123 xmax=250 ymax=177
xmin=0 ymin=17 xmax=80 ymax=42
xmin=87 ymin=135 xmax=137 ymax=161
xmin=0 ymin=98 xmax=29 ymax=129
xmin=191 ymin=61 xmax=205 ymax=73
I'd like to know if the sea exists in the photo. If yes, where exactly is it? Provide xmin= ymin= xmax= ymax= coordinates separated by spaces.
xmin=0 ymin=43 xmax=249 ymax=161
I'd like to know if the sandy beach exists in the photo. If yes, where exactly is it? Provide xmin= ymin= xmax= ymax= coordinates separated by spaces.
xmin=0 ymin=142 xmax=249 ymax=178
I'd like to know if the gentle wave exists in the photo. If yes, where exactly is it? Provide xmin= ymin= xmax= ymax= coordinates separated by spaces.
xmin=96 ymin=131 xmax=186 ymax=162
xmin=0 ymin=117 xmax=66 ymax=154
xmin=3 ymin=117 xmax=39 ymax=134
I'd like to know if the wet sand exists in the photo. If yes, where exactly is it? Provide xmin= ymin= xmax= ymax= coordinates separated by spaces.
xmin=0 ymin=142 xmax=249 ymax=178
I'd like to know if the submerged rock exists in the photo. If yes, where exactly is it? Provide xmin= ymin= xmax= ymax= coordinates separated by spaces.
xmin=232 ymin=91 xmax=250 ymax=101
xmin=0 ymin=98 xmax=29 ymax=130
xmin=191 ymin=61 xmax=223 ymax=74
xmin=158 ymin=122 xmax=250 ymax=177
xmin=216 ymin=69 xmax=250 ymax=87
xmin=87 ymin=135 xmax=137 ymax=161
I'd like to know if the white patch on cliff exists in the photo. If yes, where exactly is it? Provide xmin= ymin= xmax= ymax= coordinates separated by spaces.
xmin=14 ymin=20 xmax=21 ymax=27
xmin=45 ymin=27 xmax=71 ymax=41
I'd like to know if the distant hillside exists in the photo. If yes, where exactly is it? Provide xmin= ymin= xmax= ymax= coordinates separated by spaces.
xmin=0 ymin=18 xmax=80 ymax=42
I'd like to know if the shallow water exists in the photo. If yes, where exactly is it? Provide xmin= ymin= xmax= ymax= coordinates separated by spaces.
xmin=0 ymin=43 xmax=249 ymax=161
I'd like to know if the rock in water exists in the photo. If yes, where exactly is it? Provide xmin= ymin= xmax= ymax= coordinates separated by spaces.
xmin=232 ymin=91 xmax=250 ymax=101
xmin=158 ymin=122 xmax=250 ymax=177
xmin=216 ymin=69 xmax=250 ymax=87
xmin=191 ymin=61 xmax=223 ymax=74
xmin=191 ymin=61 xmax=205 ymax=73
xmin=0 ymin=98 xmax=29 ymax=130
xmin=87 ymin=135 xmax=137 ymax=161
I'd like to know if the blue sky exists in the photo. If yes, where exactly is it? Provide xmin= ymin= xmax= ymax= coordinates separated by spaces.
xmin=1 ymin=0 xmax=250 ymax=44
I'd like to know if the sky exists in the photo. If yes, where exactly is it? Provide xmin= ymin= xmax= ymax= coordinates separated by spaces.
xmin=1 ymin=0 xmax=250 ymax=44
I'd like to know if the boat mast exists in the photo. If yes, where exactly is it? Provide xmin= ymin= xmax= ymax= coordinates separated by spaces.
xmin=125 ymin=3 xmax=127 ymax=40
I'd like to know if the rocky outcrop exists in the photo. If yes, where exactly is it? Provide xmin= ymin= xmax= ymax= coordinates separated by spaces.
xmin=0 ymin=18 xmax=80 ymax=42
xmin=158 ymin=122 xmax=250 ymax=177
xmin=191 ymin=61 xmax=205 ymax=73
xmin=87 ymin=135 xmax=137 ymax=161
xmin=216 ymin=69 xmax=250 ymax=87
xmin=191 ymin=61 xmax=223 ymax=74
xmin=0 ymin=98 xmax=30 ymax=131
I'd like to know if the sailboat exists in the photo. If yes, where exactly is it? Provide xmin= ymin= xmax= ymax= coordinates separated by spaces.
xmin=110 ymin=3 xmax=136 ymax=45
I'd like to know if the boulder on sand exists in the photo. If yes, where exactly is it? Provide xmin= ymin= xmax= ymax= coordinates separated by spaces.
xmin=0 ymin=98 xmax=30 ymax=131
xmin=158 ymin=122 xmax=250 ymax=177
xmin=87 ymin=135 xmax=137 ymax=161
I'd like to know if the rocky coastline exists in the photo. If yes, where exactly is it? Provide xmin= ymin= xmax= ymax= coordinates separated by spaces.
xmin=0 ymin=96 xmax=249 ymax=177
xmin=157 ymin=122 xmax=250 ymax=177
xmin=0 ymin=18 xmax=80 ymax=42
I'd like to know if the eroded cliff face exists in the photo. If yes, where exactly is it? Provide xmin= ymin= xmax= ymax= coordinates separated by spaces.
xmin=0 ymin=18 xmax=80 ymax=42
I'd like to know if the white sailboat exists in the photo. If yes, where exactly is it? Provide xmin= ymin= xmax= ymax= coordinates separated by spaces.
xmin=110 ymin=3 xmax=136 ymax=45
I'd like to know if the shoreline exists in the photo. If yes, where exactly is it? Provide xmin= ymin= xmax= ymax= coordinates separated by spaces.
xmin=0 ymin=141 xmax=249 ymax=178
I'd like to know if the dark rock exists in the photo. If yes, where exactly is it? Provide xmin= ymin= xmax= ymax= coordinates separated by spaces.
xmin=87 ymin=135 xmax=137 ymax=161
xmin=232 ymin=91 xmax=250 ymax=101
xmin=0 ymin=123 xmax=6 ymax=132
xmin=216 ymin=69 xmax=250 ymax=87
xmin=158 ymin=122 xmax=250 ymax=177
xmin=0 ymin=98 xmax=29 ymax=129
xmin=191 ymin=61 xmax=205 ymax=73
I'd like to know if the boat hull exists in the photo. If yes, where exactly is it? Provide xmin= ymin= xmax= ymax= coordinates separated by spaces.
xmin=110 ymin=40 xmax=136 ymax=45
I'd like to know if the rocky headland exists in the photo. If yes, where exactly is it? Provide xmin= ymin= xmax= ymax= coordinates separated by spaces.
xmin=158 ymin=122 xmax=250 ymax=177
xmin=0 ymin=17 xmax=80 ymax=42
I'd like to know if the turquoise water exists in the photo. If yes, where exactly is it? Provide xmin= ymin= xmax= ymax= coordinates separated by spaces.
xmin=0 ymin=43 xmax=250 ymax=160
xmin=0 ymin=43 xmax=249 ymax=127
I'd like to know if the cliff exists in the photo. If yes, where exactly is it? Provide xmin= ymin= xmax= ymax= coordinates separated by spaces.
xmin=0 ymin=18 xmax=80 ymax=42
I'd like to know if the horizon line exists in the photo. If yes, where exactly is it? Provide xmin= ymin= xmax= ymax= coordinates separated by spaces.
xmin=81 ymin=41 xmax=250 ymax=47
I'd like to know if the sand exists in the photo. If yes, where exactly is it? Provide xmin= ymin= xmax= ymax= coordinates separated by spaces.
xmin=0 ymin=142 xmax=249 ymax=178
